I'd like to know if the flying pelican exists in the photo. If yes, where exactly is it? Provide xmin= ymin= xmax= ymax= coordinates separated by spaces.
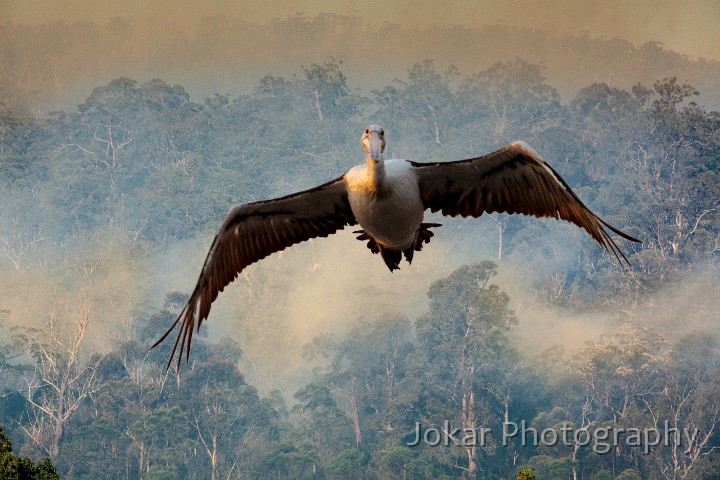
xmin=153 ymin=124 xmax=639 ymax=368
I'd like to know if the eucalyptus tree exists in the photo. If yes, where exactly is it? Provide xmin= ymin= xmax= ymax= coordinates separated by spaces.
xmin=457 ymin=59 xmax=561 ymax=144
xmin=372 ymin=59 xmax=459 ymax=151
xmin=410 ymin=262 xmax=519 ymax=478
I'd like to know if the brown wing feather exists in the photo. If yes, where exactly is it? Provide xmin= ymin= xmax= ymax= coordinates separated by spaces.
xmin=151 ymin=175 xmax=356 ymax=370
xmin=411 ymin=141 xmax=640 ymax=263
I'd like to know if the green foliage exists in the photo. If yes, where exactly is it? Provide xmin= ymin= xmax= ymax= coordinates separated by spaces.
xmin=589 ymin=470 xmax=613 ymax=480
xmin=374 ymin=446 xmax=435 ymax=480
xmin=615 ymin=469 xmax=642 ymax=480
xmin=259 ymin=442 xmax=319 ymax=479
xmin=0 ymin=424 xmax=60 ymax=480
xmin=325 ymin=448 xmax=369 ymax=479
xmin=526 ymin=455 xmax=577 ymax=480
xmin=516 ymin=468 xmax=537 ymax=480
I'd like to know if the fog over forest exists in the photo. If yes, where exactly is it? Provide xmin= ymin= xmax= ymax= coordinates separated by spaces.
xmin=3 ymin=8 xmax=720 ymax=114
xmin=0 ymin=6 xmax=719 ymax=480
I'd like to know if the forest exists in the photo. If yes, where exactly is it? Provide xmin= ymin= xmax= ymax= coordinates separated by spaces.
xmin=0 ymin=57 xmax=719 ymax=479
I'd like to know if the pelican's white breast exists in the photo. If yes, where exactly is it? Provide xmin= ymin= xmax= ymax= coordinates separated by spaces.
xmin=345 ymin=159 xmax=424 ymax=249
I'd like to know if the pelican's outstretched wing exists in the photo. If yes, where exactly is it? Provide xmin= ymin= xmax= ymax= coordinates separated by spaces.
xmin=411 ymin=141 xmax=640 ymax=263
xmin=152 ymin=175 xmax=356 ymax=369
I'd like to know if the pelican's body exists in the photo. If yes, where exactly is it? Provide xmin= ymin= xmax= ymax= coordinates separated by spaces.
xmin=346 ymin=159 xmax=423 ymax=250
xmin=153 ymin=124 xmax=640 ymax=369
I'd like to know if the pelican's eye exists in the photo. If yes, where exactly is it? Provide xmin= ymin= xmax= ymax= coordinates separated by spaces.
xmin=365 ymin=129 xmax=370 ymax=134
xmin=380 ymin=130 xmax=384 ymax=136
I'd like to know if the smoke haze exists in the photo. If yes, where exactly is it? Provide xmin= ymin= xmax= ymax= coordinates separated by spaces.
xmin=2 ymin=1 xmax=720 ymax=114
xmin=4 ymin=0 xmax=719 ymax=60
xmin=1 ymin=1 xmax=718 ymax=394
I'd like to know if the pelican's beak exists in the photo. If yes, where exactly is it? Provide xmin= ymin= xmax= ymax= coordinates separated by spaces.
xmin=369 ymin=130 xmax=384 ymax=161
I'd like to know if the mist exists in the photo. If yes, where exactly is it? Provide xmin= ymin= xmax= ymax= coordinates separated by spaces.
xmin=2 ymin=4 xmax=720 ymax=114
xmin=51 ymin=203 xmax=712 ymax=396
xmin=5 ymin=0 xmax=719 ymax=58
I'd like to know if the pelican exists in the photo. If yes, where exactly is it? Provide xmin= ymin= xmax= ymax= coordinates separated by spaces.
xmin=153 ymin=124 xmax=639 ymax=368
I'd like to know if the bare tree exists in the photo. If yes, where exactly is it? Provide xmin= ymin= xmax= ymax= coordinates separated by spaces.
xmin=19 ymin=305 xmax=104 ymax=457
xmin=488 ymin=215 xmax=508 ymax=261
xmin=65 ymin=120 xmax=134 ymax=171
xmin=645 ymin=377 xmax=720 ymax=480
xmin=0 ymin=217 xmax=46 ymax=271
xmin=571 ymin=398 xmax=594 ymax=480
xmin=302 ymin=59 xmax=349 ymax=122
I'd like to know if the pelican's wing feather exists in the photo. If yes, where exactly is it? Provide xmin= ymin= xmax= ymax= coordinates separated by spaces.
xmin=152 ymin=175 xmax=355 ymax=369
xmin=411 ymin=141 xmax=640 ymax=263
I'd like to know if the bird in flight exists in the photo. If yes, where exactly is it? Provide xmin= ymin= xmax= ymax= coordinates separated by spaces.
xmin=153 ymin=124 xmax=639 ymax=369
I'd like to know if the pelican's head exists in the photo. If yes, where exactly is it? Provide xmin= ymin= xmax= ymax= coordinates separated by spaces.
xmin=362 ymin=124 xmax=385 ymax=161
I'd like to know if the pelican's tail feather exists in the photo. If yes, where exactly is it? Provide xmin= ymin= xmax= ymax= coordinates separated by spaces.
xmin=379 ymin=246 xmax=402 ymax=272
xmin=354 ymin=223 xmax=442 ymax=271
xmin=414 ymin=223 xmax=441 ymax=252
xmin=353 ymin=229 xmax=380 ymax=254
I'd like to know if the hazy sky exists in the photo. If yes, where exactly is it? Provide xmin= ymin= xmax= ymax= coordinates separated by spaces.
xmin=3 ymin=0 xmax=719 ymax=60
